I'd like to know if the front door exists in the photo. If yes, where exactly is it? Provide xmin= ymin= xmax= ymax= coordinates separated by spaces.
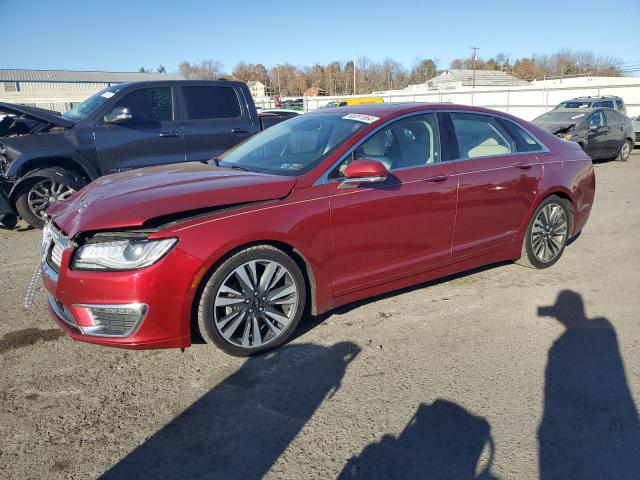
xmin=444 ymin=112 xmax=544 ymax=261
xmin=325 ymin=113 xmax=457 ymax=296
xmin=585 ymin=110 xmax=610 ymax=160
xmin=94 ymin=86 xmax=185 ymax=174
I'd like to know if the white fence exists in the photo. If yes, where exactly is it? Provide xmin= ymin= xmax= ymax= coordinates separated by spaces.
xmin=302 ymin=83 xmax=640 ymax=121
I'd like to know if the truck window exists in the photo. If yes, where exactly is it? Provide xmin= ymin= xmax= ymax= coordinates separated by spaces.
xmin=114 ymin=87 xmax=172 ymax=122
xmin=183 ymin=86 xmax=241 ymax=120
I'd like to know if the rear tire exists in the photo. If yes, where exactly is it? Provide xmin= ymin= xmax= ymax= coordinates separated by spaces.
xmin=517 ymin=195 xmax=572 ymax=269
xmin=14 ymin=167 xmax=87 ymax=229
xmin=197 ymin=245 xmax=307 ymax=357
xmin=617 ymin=139 xmax=632 ymax=162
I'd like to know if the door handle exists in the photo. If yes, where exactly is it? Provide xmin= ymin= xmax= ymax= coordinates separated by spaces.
xmin=158 ymin=131 xmax=179 ymax=137
xmin=425 ymin=174 xmax=447 ymax=182
xmin=514 ymin=163 xmax=532 ymax=170
xmin=231 ymin=128 xmax=249 ymax=134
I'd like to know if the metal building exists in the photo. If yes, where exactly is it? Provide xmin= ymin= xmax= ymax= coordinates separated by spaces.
xmin=0 ymin=69 xmax=183 ymax=113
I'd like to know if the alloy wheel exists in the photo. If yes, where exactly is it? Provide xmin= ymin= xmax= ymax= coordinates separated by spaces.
xmin=213 ymin=259 xmax=299 ymax=348
xmin=27 ymin=180 xmax=76 ymax=219
xmin=531 ymin=203 xmax=568 ymax=263
xmin=620 ymin=141 xmax=630 ymax=160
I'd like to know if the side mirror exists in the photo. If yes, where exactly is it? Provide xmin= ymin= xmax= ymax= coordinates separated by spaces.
xmin=589 ymin=124 xmax=599 ymax=133
xmin=340 ymin=159 xmax=388 ymax=188
xmin=104 ymin=107 xmax=132 ymax=124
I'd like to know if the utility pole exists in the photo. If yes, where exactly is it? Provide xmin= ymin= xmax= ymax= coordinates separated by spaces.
xmin=470 ymin=46 xmax=479 ymax=89
xmin=276 ymin=64 xmax=282 ymax=97
xmin=353 ymin=54 xmax=357 ymax=95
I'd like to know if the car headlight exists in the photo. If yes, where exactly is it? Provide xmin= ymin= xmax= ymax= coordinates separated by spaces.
xmin=72 ymin=238 xmax=177 ymax=270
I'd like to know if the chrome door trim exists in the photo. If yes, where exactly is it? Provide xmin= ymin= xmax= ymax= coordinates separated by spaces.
xmin=313 ymin=108 xmax=550 ymax=186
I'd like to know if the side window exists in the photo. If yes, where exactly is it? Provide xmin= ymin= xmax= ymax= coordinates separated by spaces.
xmin=114 ymin=87 xmax=172 ymax=122
xmin=615 ymin=99 xmax=623 ymax=108
xmin=183 ymin=86 xmax=241 ymax=119
xmin=450 ymin=113 xmax=515 ymax=159
xmin=604 ymin=109 xmax=620 ymax=125
xmin=588 ymin=112 xmax=605 ymax=128
xmin=331 ymin=114 xmax=440 ymax=177
xmin=497 ymin=118 xmax=543 ymax=152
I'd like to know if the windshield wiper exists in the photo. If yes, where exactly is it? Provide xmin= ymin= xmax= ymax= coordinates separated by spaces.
xmin=211 ymin=157 xmax=252 ymax=172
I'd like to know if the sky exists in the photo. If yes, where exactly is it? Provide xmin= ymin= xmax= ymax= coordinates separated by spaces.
xmin=2 ymin=0 xmax=639 ymax=74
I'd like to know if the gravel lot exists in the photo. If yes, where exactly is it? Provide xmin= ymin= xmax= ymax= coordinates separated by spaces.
xmin=1 ymin=151 xmax=639 ymax=480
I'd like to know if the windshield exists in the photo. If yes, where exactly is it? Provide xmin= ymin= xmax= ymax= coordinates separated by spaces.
xmin=217 ymin=113 xmax=369 ymax=175
xmin=556 ymin=101 xmax=592 ymax=109
xmin=62 ymin=85 xmax=121 ymax=121
xmin=535 ymin=111 xmax=587 ymax=123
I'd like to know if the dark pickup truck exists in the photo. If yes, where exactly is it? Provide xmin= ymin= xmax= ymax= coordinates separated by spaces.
xmin=0 ymin=80 xmax=286 ymax=229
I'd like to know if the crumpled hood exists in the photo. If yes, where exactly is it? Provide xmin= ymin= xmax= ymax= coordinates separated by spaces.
xmin=47 ymin=162 xmax=297 ymax=237
xmin=0 ymin=101 xmax=73 ymax=128
xmin=534 ymin=122 xmax=577 ymax=135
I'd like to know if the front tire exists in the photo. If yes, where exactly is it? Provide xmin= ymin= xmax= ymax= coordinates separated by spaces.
xmin=0 ymin=214 xmax=18 ymax=229
xmin=517 ymin=195 xmax=571 ymax=269
xmin=617 ymin=139 xmax=632 ymax=162
xmin=14 ymin=167 xmax=87 ymax=229
xmin=197 ymin=245 xmax=307 ymax=356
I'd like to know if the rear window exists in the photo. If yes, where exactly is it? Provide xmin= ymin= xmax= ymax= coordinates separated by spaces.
xmin=450 ymin=113 xmax=542 ymax=159
xmin=183 ymin=86 xmax=241 ymax=120
xmin=557 ymin=101 xmax=592 ymax=109
xmin=593 ymin=100 xmax=614 ymax=109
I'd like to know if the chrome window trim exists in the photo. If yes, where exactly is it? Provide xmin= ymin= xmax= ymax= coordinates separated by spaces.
xmin=313 ymin=109 xmax=550 ymax=186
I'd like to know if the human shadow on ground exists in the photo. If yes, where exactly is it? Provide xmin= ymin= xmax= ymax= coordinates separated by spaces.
xmin=538 ymin=290 xmax=640 ymax=480
xmin=338 ymin=399 xmax=498 ymax=480
xmin=102 ymin=341 xmax=359 ymax=480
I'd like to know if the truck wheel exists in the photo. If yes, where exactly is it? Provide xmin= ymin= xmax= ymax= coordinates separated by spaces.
xmin=0 ymin=214 xmax=18 ymax=229
xmin=14 ymin=168 xmax=87 ymax=229
xmin=616 ymin=139 xmax=632 ymax=162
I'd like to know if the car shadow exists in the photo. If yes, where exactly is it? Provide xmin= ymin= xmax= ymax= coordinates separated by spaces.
xmin=338 ymin=399 xmax=498 ymax=480
xmin=101 ymin=341 xmax=360 ymax=480
xmin=294 ymin=260 xmax=512 ymax=340
xmin=537 ymin=290 xmax=640 ymax=479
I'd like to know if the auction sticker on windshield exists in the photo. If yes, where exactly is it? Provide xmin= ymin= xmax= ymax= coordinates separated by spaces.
xmin=342 ymin=113 xmax=380 ymax=123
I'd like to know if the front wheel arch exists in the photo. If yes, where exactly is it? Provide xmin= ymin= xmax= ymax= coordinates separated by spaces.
xmin=190 ymin=240 xmax=318 ymax=340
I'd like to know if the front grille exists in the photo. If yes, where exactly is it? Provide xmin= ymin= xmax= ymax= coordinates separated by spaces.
xmin=50 ymin=242 xmax=64 ymax=269
xmin=43 ymin=223 xmax=69 ymax=272
xmin=636 ymin=132 xmax=640 ymax=143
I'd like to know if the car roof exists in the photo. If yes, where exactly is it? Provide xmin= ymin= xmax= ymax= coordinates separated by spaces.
xmin=564 ymin=96 xmax=620 ymax=102
xmin=114 ymin=79 xmax=246 ymax=89
xmin=309 ymin=102 xmax=511 ymax=119
xmin=548 ymin=107 xmax=599 ymax=113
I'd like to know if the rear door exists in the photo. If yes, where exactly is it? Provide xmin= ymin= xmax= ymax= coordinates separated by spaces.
xmin=93 ymin=86 xmax=185 ymax=173
xmin=603 ymin=109 xmax=625 ymax=156
xmin=180 ymin=84 xmax=257 ymax=162
xmin=444 ymin=112 xmax=544 ymax=261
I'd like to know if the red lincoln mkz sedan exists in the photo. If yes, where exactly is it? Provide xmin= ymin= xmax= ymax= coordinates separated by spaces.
xmin=41 ymin=103 xmax=595 ymax=356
